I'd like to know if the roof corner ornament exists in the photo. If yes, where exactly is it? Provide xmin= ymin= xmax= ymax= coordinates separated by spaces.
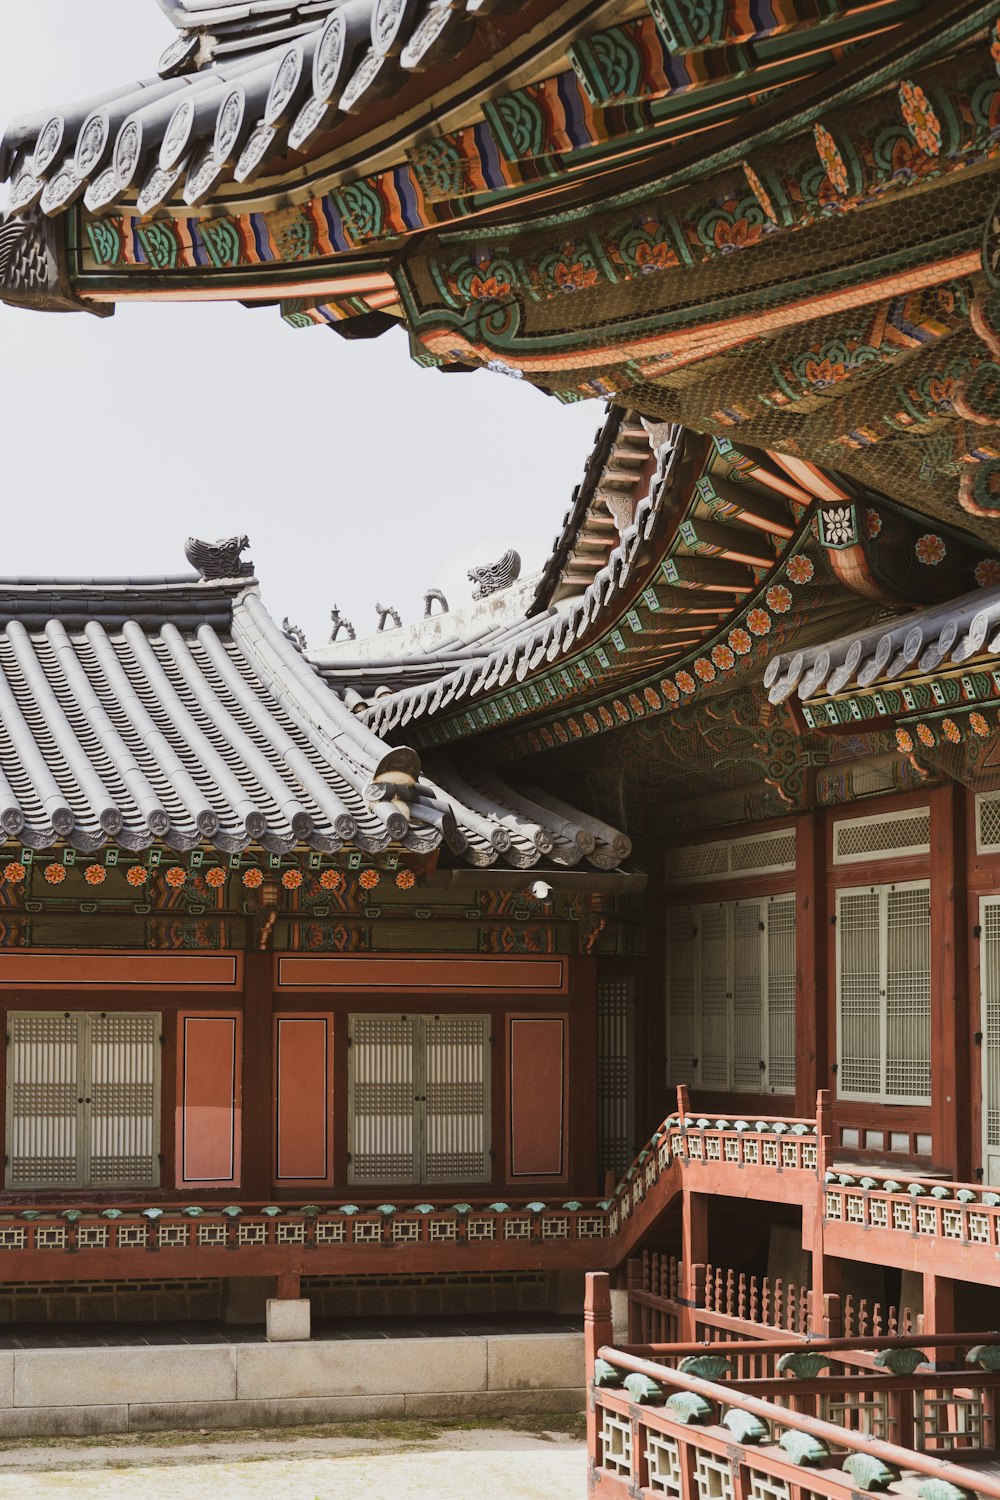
xmin=282 ymin=617 xmax=307 ymax=653
xmin=423 ymin=588 xmax=448 ymax=618
xmin=329 ymin=606 xmax=356 ymax=643
xmin=184 ymin=534 xmax=254 ymax=581
xmin=468 ymin=549 xmax=521 ymax=599
xmin=376 ymin=603 xmax=402 ymax=632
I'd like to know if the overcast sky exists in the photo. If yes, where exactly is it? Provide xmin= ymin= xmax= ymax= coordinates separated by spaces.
xmin=0 ymin=3 xmax=598 ymax=645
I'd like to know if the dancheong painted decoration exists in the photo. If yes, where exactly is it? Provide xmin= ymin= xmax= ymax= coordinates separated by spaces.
xmin=6 ymin=7 xmax=1000 ymax=1469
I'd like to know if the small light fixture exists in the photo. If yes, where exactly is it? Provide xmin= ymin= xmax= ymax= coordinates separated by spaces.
xmin=530 ymin=879 xmax=552 ymax=901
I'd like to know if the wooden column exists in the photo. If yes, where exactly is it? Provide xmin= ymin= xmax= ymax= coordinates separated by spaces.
xmin=644 ymin=866 xmax=667 ymax=1143
xmin=929 ymin=785 xmax=970 ymax=1180
xmin=241 ymin=951 xmax=274 ymax=1199
xmin=585 ymin=1272 xmax=614 ymax=1462
xmin=680 ymin=1189 xmax=708 ymax=1341
xmin=795 ymin=811 xmax=826 ymax=1116
xmin=807 ymin=1091 xmax=841 ymax=1335
xmin=921 ymin=1272 xmax=956 ymax=1363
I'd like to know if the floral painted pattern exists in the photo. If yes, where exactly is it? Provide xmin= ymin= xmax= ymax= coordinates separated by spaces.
xmin=3 ymin=862 xmax=25 ymax=884
xmin=359 ymin=869 xmax=380 ymax=890
xmin=44 ymin=863 xmax=66 ymax=884
xmin=975 ymin=557 xmax=1000 ymax=586
xmin=282 ymin=869 xmax=303 ymax=890
xmin=787 ymin=555 xmax=815 ymax=585
xmin=613 ymin=699 xmax=630 ymax=720
xmin=971 ymin=712 xmax=991 ymax=736
xmin=320 ymin=869 xmax=346 ymax=892
xmin=694 ymin=657 xmax=716 ymax=682
xmin=396 ymin=869 xmax=416 ymax=889
xmin=747 ymin=608 xmax=771 ymax=636
xmin=643 ymin=687 xmax=661 ymax=709
xmin=84 ymin=864 xmax=106 ymax=886
xmin=942 ymin=718 xmax=961 ymax=743
xmin=729 ymin=627 xmax=752 ymax=655
xmin=712 ymin=644 xmax=736 ymax=670
xmin=899 ymin=79 xmax=942 ymax=157
xmin=896 ymin=728 xmax=914 ymax=753
xmin=813 ymin=123 xmax=849 ymax=194
xmin=660 ymin=679 xmax=680 ymax=702
xmin=865 ymin=507 xmax=883 ymax=539
xmin=916 ymin=723 xmax=936 ymax=747
xmin=127 ymin=865 xmax=149 ymax=887
xmin=675 ymin=671 xmax=696 ymax=694
xmin=242 ymin=868 xmax=264 ymax=890
xmin=165 ymin=866 xmax=186 ymax=888
xmin=915 ymin=533 xmax=946 ymax=565
xmin=765 ymin=585 xmax=792 ymax=614
xmin=742 ymin=161 xmax=778 ymax=224
xmin=553 ymin=256 xmax=598 ymax=292
xmin=205 ymin=866 xmax=227 ymax=888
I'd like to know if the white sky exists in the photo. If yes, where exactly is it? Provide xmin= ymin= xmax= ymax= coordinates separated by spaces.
xmin=0 ymin=3 xmax=599 ymax=645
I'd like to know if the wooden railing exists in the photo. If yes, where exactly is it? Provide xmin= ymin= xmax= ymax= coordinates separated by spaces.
xmin=586 ymin=1271 xmax=1000 ymax=1500
xmin=629 ymin=1253 xmax=917 ymax=1346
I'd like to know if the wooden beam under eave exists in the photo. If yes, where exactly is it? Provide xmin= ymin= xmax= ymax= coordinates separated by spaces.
xmin=700 ymin=475 xmax=795 ymax=538
xmin=679 ymin=518 xmax=777 ymax=568
xmin=661 ymin=555 xmax=754 ymax=591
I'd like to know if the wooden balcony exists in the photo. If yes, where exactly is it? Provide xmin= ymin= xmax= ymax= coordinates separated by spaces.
xmin=586 ymin=1271 xmax=1000 ymax=1500
xmin=2 ymin=1088 xmax=999 ymax=1287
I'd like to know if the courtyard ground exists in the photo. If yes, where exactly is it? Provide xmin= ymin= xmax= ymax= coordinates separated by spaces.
xmin=0 ymin=1417 xmax=586 ymax=1498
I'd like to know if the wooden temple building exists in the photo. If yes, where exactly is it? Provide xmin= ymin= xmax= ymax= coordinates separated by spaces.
xmin=8 ymin=0 xmax=1000 ymax=1477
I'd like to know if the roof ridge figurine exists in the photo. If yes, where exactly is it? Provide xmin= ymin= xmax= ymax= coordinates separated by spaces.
xmin=469 ymin=549 xmax=521 ymax=600
xmin=184 ymin=535 xmax=254 ymax=581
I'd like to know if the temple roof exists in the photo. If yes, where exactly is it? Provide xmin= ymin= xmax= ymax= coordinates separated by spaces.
xmin=0 ymin=552 xmax=630 ymax=870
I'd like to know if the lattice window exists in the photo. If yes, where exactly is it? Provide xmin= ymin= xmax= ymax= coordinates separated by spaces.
xmin=668 ymin=829 xmax=795 ymax=883
xmin=837 ymin=883 xmax=930 ymax=1104
xmin=597 ymin=975 xmax=633 ymax=1179
xmin=748 ymin=1476 xmax=789 ymax=1500
xmin=981 ymin=897 xmax=1000 ymax=1187
xmin=349 ymin=1013 xmax=490 ymax=1186
xmin=667 ymin=895 xmax=796 ymax=1094
xmin=6 ymin=1011 xmax=160 ymax=1190
xmin=833 ymin=808 xmax=930 ymax=863
xmin=977 ymin=794 xmax=1000 ymax=853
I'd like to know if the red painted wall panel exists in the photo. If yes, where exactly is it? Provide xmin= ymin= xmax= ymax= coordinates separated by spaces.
xmin=509 ymin=1016 xmax=566 ymax=1177
xmin=177 ymin=1014 xmax=241 ymax=1186
xmin=275 ymin=1016 xmax=331 ymax=1183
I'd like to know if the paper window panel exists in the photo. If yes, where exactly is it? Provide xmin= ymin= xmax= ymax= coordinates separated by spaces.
xmin=732 ymin=903 xmax=764 ymax=1090
xmin=88 ymin=1013 xmax=159 ymax=1187
xmin=885 ymin=884 xmax=931 ymax=1102
xmin=597 ymin=975 xmax=633 ymax=1179
xmin=6 ymin=1012 xmax=83 ymax=1188
xmin=666 ymin=906 xmax=697 ymax=1084
xmin=766 ymin=897 xmax=797 ymax=1095
xmin=838 ymin=888 xmax=882 ymax=1097
xmin=349 ymin=1015 xmax=415 ymax=1184
xmin=837 ymin=882 xmax=930 ymax=1104
xmin=699 ymin=904 xmax=730 ymax=1089
xmin=982 ymin=899 xmax=1000 ymax=1185
xmin=424 ymin=1015 xmax=490 ymax=1183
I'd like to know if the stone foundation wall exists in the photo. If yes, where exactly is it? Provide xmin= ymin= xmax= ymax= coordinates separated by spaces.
xmin=0 ymin=1332 xmax=585 ymax=1439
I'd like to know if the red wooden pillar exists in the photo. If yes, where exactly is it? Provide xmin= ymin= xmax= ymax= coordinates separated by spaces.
xmin=644 ymin=866 xmax=667 ymax=1143
xmin=921 ymin=1272 xmax=956 ymax=1363
xmin=242 ymin=951 xmax=274 ymax=1198
xmin=930 ymin=785 xmax=970 ymax=1181
xmin=680 ymin=1190 xmax=708 ymax=1340
xmin=807 ymin=1091 xmax=841 ymax=1336
xmin=795 ymin=811 xmax=826 ymax=1116
xmin=585 ymin=1272 xmax=614 ymax=1465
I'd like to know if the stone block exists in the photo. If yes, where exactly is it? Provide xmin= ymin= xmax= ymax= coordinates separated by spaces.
xmin=0 ymin=1405 xmax=128 ymax=1438
xmin=0 ymin=1353 xmax=13 ymax=1409
xmin=237 ymin=1336 xmax=487 ymax=1402
xmin=404 ymin=1387 xmax=585 ymax=1419
xmin=266 ymin=1299 xmax=311 ymax=1342
xmin=486 ymin=1333 xmax=585 ymax=1392
xmin=128 ymin=1394 xmax=406 ymax=1432
xmin=14 ymin=1346 xmax=237 ymax=1408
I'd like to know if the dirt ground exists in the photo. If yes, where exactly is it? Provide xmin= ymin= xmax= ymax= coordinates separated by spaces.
xmin=0 ymin=1418 xmax=587 ymax=1498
